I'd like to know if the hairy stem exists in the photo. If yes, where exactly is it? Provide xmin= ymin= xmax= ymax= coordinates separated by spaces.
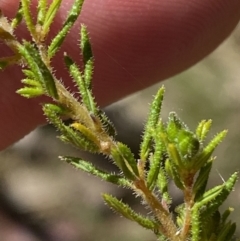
xmin=134 ymin=178 xmax=180 ymax=241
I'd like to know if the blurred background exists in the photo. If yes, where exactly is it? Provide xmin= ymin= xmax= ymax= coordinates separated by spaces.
xmin=1 ymin=24 xmax=240 ymax=241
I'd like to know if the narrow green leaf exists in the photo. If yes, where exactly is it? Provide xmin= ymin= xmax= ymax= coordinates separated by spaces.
xmin=217 ymin=222 xmax=236 ymax=241
xmin=203 ymin=172 xmax=238 ymax=217
xmin=193 ymin=172 xmax=238 ymax=223
xmin=102 ymin=194 xmax=157 ymax=231
xmin=37 ymin=0 xmax=47 ymax=25
xmin=83 ymin=58 xmax=94 ymax=88
xmin=43 ymin=103 xmax=69 ymax=129
xmin=196 ymin=185 xmax=223 ymax=206
xmin=165 ymin=159 xmax=184 ymax=190
xmin=97 ymin=110 xmax=117 ymax=137
xmin=167 ymin=143 xmax=183 ymax=168
xmin=22 ymin=69 xmax=35 ymax=79
xmin=196 ymin=119 xmax=212 ymax=141
xmin=17 ymin=87 xmax=44 ymax=98
xmin=224 ymin=223 xmax=236 ymax=241
xmin=115 ymin=142 xmax=139 ymax=177
xmin=11 ymin=2 xmax=23 ymax=29
xmin=21 ymin=78 xmax=42 ymax=87
xmin=42 ymin=0 xmax=62 ymax=34
xmin=64 ymin=53 xmax=97 ymax=113
xmin=221 ymin=208 xmax=234 ymax=226
xmin=23 ymin=42 xmax=58 ymax=98
xmin=204 ymin=130 xmax=227 ymax=154
xmin=17 ymin=43 xmax=41 ymax=81
xmin=140 ymin=86 xmax=165 ymax=161
xmin=18 ymin=41 xmax=58 ymax=99
xmin=175 ymin=204 xmax=184 ymax=228
xmin=202 ymin=211 xmax=221 ymax=240
xmin=147 ymin=131 xmax=163 ymax=190
xmin=43 ymin=103 xmax=67 ymax=115
xmin=193 ymin=160 xmax=213 ymax=201
xmin=147 ymin=155 xmax=161 ymax=191
xmin=48 ymin=0 xmax=84 ymax=58
xmin=48 ymin=21 xmax=71 ymax=58
xmin=21 ymin=0 xmax=36 ymax=36
xmin=60 ymin=156 xmax=130 ymax=187
xmin=80 ymin=24 xmax=93 ymax=64
xmin=111 ymin=144 xmax=136 ymax=181
xmin=71 ymin=122 xmax=100 ymax=148
xmin=191 ymin=207 xmax=201 ymax=241
xmin=195 ymin=130 xmax=227 ymax=170
xmin=157 ymin=167 xmax=171 ymax=204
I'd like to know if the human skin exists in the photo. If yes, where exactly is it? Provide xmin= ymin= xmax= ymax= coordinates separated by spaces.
xmin=0 ymin=0 xmax=240 ymax=150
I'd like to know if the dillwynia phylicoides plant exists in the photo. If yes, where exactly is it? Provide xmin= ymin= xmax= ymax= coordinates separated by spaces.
xmin=0 ymin=1 xmax=239 ymax=240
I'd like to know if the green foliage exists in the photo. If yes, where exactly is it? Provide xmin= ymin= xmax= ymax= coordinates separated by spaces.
xmin=48 ymin=0 xmax=84 ymax=58
xmin=0 ymin=1 xmax=238 ymax=241
xmin=140 ymin=86 xmax=165 ymax=161
xmin=102 ymin=194 xmax=158 ymax=231
xmin=17 ymin=41 xmax=58 ymax=98
xmin=60 ymin=156 xmax=130 ymax=187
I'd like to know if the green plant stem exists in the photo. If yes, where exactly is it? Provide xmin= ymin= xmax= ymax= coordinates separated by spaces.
xmin=180 ymin=175 xmax=195 ymax=240
xmin=134 ymin=178 xmax=180 ymax=241
xmin=181 ymin=188 xmax=194 ymax=240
